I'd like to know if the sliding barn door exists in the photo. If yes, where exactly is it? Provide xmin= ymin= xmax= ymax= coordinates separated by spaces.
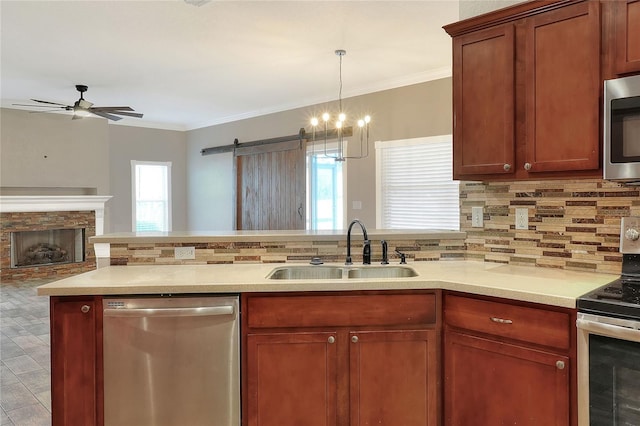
xmin=236 ymin=144 xmax=306 ymax=230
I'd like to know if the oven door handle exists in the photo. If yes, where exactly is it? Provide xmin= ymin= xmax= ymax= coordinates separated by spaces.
xmin=576 ymin=318 xmax=640 ymax=343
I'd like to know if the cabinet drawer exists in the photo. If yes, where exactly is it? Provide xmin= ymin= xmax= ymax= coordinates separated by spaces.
xmin=444 ymin=295 xmax=570 ymax=350
xmin=247 ymin=293 xmax=436 ymax=329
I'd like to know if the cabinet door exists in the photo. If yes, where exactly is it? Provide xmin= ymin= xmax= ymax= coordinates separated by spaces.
xmin=444 ymin=331 xmax=569 ymax=426
xmin=349 ymin=329 xmax=438 ymax=426
xmin=524 ymin=1 xmax=601 ymax=173
xmin=452 ymin=24 xmax=516 ymax=178
xmin=50 ymin=297 xmax=102 ymax=426
xmin=246 ymin=332 xmax=338 ymax=426
xmin=615 ymin=0 xmax=640 ymax=74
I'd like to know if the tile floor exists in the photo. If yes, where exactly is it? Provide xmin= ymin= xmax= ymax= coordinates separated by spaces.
xmin=1 ymin=280 xmax=52 ymax=426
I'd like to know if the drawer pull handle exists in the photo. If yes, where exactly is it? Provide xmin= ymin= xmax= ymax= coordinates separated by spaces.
xmin=351 ymin=336 xmax=359 ymax=343
xmin=81 ymin=305 xmax=91 ymax=314
xmin=556 ymin=360 xmax=565 ymax=370
xmin=490 ymin=316 xmax=513 ymax=324
xmin=327 ymin=336 xmax=335 ymax=344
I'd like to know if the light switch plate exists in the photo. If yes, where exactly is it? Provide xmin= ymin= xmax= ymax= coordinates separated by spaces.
xmin=471 ymin=206 xmax=484 ymax=228
xmin=175 ymin=246 xmax=196 ymax=260
xmin=515 ymin=208 xmax=529 ymax=230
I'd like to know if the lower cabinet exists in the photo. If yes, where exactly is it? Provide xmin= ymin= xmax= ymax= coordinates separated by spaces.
xmin=246 ymin=331 xmax=338 ymax=426
xmin=443 ymin=293 xmax=576 ymax=426
xmin=243 ymin=291 xmax=440 ymax=426
xmin=50 ymin=296 xmax=103 ymax=426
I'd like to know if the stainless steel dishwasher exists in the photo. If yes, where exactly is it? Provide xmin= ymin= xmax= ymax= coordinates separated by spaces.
xmin=103 ymin=295 xmax=240 ymax=426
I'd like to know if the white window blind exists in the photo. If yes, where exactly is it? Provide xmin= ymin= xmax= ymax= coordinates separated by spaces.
xmin=376 ymin=135 xmax=459 ymax=230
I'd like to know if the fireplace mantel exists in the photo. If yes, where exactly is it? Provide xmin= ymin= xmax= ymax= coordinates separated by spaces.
xmin=0 ymin=196 xmax=112 ymax=281
xmin=0 ymin=195 xmax=112 ymax=212
xmin=0 ymin=195 xmax=112 ymax=235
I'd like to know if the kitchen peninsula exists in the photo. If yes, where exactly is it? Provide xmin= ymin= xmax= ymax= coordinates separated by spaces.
xmin=38 ymin=229 xmax=618 ymax=426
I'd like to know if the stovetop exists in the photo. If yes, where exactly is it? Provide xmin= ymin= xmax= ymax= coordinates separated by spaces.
xmin=578 ymin=221 xmax=640 ymax=321
xmin=578 ymin=253 xmax=640 ymax=321
xmin=578 ymin=277 xmax=640 ymax=321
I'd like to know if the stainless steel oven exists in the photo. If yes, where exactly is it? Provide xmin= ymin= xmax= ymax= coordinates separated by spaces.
xmin=603 ymin=74 xmax=640 ymax=183
xmin=577 ymin=313 xmax=640 ymax=425
xmin=577 ymin=217 xmax=640 ymax=425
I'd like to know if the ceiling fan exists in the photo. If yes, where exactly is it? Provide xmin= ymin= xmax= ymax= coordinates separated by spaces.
xmin=13 ymin=84 xmax=143 ymax=121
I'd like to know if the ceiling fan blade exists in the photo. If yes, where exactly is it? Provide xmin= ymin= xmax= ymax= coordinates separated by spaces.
xmin=12 ymin=103 xmax=65 ymax=109
xmin=31 ymin=99 xmax=68 ymax=106
xmin=91 ymin=106 xmax=134 ymax=112
xmin=89 ymin=110 xmax=123 ymax=121
xmin=102 ymin=110 xmax=144 ymax=119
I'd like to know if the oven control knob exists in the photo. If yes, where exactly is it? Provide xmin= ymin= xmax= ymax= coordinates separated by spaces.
xmin=625 ymin=228 xmax=640 ymax=241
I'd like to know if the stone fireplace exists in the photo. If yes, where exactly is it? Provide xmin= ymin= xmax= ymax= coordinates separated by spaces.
xmin=0 ymin=196 xmax=111 ymax=282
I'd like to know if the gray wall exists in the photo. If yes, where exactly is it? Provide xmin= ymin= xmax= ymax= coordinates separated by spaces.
xmin=0 ymin=108 xmax=188 ymax=233
xmin=459 ymin=0 xmax=525 ymax=19
xmin=187 ymin=78 xmax=452 ymax=231
xmin=1 ymin=108 xmax=110 ymax=195
xmin=108 ymin=125 xmax=187 ymax=232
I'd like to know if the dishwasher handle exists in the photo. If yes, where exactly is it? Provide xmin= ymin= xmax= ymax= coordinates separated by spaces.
xmin=104 ymin=305 xmax=235 ymax=318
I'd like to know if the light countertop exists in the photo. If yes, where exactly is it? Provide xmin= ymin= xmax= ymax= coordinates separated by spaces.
xmin=37 ymin=260 xmax=617 ymax=308
xmin=90 ymin=229 xmax=466 ymax=243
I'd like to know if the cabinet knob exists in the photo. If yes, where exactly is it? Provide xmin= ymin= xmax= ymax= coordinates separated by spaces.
xmin=327 ymin=336 xmax=335 ymax=344
xmin=503 ymin=163 xmax=511 ymax=171
xmin=556 ymin=360 xmax=565 ymax=370
xmin=524 ymin=162 xmax=532 ymax=171
xmin=351 ymin=336 xmax=359 ymax=343
xmin=81 ymin=305 xmax=91 ymax=314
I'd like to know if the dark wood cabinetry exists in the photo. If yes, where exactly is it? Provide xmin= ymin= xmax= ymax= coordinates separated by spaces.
xmin=242 ymin=291 xmax=440 ymax=426
xmin=246 ymin=331 xmax=338 ymax=426
xmin=445 ymin=0 xmax=602 ymax=181
xmin=614 ymin=0 xmax=640 ymax=74
xmin=452 ymin=24 xmax=515 ymax=176
xmin=443 ymin=293 xmax=576 ymax=426
xmin=50 ymin=296 xmax=103 ymax=426
xmin=445 ymin=332 xmax=570 ymax=425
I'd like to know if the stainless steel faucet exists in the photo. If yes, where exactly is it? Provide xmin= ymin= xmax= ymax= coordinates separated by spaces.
xmin=345 ymin=219 xmax=371 ymax=265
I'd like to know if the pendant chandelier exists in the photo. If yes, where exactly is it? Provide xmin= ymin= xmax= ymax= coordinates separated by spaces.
xmin=309 ymin=49 xmax=371 ymax=162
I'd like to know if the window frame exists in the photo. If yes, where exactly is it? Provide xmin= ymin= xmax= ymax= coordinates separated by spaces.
xmin=131 ymin=160 xmax=173 ymax=232
xmin=305 ymin=140 xmax=347 ymax=231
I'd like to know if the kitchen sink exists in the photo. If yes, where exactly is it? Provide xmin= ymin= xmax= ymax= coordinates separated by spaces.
xmin=267 ymin=265 xmax=418 ymax=280
xmin=267 ymin=266 xmax=344 ymax=280
xmin=346 ymin=266 xmax=418 ymax=279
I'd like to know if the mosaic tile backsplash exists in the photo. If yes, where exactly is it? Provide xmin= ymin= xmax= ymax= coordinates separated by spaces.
xmin=102 ymin=178 xmax=639 ymax=276
xmin=460 ymin=179 xmax=640 ymax=274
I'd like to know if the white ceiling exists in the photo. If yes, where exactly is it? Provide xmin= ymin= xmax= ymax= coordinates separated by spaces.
xmin=1 ymin=0 xmax=459 ymax=131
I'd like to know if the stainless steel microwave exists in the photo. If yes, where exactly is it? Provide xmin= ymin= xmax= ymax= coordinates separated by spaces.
xmin=604 ymin=74 xmax=640 ymax=183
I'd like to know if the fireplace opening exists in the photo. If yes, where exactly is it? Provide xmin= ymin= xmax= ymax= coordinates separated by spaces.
xmin=10 ymin=229 xmax=85 ymax=268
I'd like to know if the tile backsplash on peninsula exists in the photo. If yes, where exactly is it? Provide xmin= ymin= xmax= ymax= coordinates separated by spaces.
xmin=460 ymin=179 xmax=640 ymax=274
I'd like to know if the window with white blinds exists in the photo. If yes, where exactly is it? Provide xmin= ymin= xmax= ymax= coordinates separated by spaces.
xmin=375 ymin=135 xmax=459 ymax=230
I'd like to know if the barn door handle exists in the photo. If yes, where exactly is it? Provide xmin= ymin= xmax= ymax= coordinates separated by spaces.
xmin=298 ymin=204 xmax=303 ymax=219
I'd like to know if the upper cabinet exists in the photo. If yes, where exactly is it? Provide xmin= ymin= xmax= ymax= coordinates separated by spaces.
xmin=614 ymin=0 xmax=640 ymax=75
xmin=445 ymin=0 xmax=603 ymax=181
xmin=452 ymin=24 xmax=516 ymax=176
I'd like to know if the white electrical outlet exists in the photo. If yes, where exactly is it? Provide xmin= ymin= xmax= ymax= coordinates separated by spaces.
xmin=175 ymin=246 xmax=196 ymax=260
xmin=471 ymin=206 xmax=484 ymax=228
xmin=515 ymin=208 xmax=529 ymax=230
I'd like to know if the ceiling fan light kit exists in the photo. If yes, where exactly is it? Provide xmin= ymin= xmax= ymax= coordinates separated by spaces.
xmin=13 ymin=84 xmax=143 ymax=122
